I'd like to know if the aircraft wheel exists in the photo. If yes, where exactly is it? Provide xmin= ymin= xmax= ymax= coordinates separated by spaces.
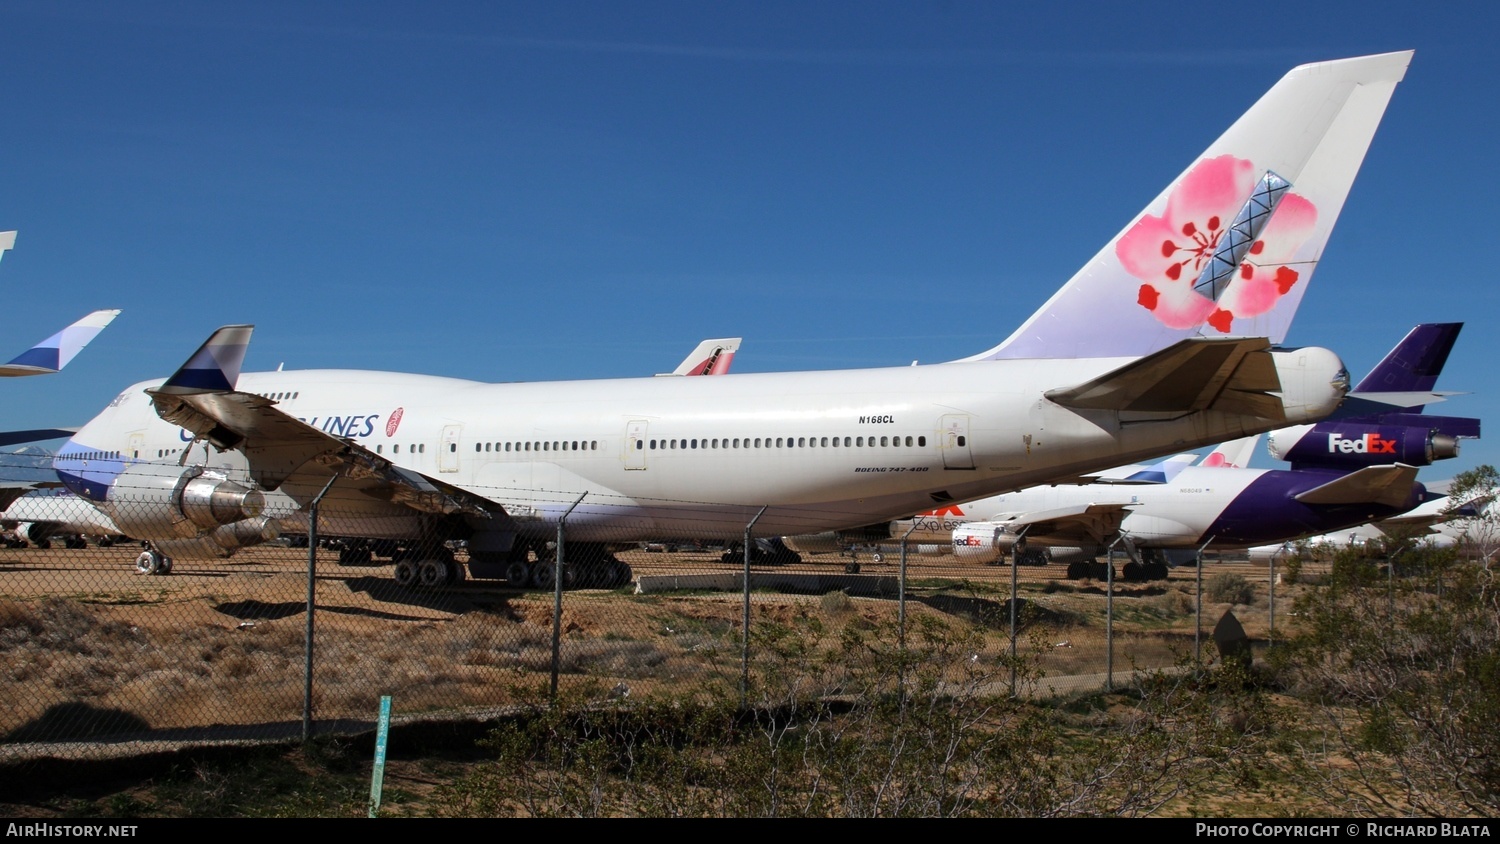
xmin=845 ymin=562 xmax=862 ymax=574
xmin=393 ymin=559 xmax=418 ymax=587
xmin=417 ymin=558 xmax=448 ymax=588
xmin=504 ymin=561 xmax=531 ymax=587
xmin=445 ymin=559 xmax=465 ymax=584
xmin=156 ymin=556 xmax=173 ymax=575
xmin=606 ymin=559 xmax=631 ymax=588
xmin=1065 ymin=561 xmax=1091 ymax=580
xmin=1122 ymin=561 xmax=1146 ymax=582
xmin=871 ymin=552 xmax=884 ymax=563
xmin=135 ymin=550 xmax=160 ymax=575
xmin=531 ymin=561 xmax=556 ymax=589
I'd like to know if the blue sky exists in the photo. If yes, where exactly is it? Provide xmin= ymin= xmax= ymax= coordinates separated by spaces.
xmin=1 ymin=1 xmax=1496 ymax=481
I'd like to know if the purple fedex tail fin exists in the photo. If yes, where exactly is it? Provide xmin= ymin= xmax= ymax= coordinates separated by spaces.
xmin=1267 ymin=323 xmax=1479 ymax=471
xmin=956 ymin=51 xmax=1411 ymax=362
xmin=1346 ymin=322 xmax=1462 ymax=413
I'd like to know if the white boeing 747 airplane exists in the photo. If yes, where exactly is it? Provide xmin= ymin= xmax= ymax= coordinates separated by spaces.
xmin=53 ymin=52 xmax=1412 ymax=588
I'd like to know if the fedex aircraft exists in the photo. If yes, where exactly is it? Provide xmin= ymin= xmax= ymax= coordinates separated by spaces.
xmin=52 ymin=52 xmax=1411 ymax=589
xmin=874 ymin=322 xmax=1476 ymax=580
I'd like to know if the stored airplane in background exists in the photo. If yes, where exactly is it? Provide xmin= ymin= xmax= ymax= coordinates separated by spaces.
xmin=1 ymin=309 xmax=122 ymax=378
xmin=51 ymin=52 xmax=1410 ymax=588
xmin=1 ymin=487 xmax=125 ymax=551
xmin=1245 ymin=491 xmax=1486 ymax=563
xmin=660 ymin=338 xmax=739 ymax=376
xmin=789 ymin=321 xmax=1475 ymax=580
xmin=0 ymin=231 xmax=121 ymax=380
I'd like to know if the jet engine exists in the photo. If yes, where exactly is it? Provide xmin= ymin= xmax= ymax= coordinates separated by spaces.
xmin=949 ymin=523 xmax=1016 ymax=564
xmin=148 ymin=516 xmax=283 ymax=560
xmin=1268 ymin=422 xmax=1461 ymax=469
xmin=104 ymin=463 xmax=268 ymax=543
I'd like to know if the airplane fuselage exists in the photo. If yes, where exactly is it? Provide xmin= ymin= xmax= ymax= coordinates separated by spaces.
xmin=56 ymin=348 xmax=1346 ymax=547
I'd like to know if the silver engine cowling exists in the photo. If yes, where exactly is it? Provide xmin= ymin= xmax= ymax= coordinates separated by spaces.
xmin=105 ymin=463 xmax=268 ymax=542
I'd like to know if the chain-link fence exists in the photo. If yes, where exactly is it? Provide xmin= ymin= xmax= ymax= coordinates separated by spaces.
xmin=0 ymin=482 xmax=1310 ymax=771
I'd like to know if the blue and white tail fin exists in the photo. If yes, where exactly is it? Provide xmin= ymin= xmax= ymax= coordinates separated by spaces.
xmin=0 ymin=309 xmax=122 ymax=377
xmin=959 ymin=51 xmax=1412 ymax=362
xmin=156 ymin=325 xmax=254 ymax=394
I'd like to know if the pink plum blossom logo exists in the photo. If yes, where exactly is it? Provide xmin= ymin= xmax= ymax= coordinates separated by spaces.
xmin=385 ymin=407 xmax=404 ymax=438
xmin=1115 ymin=154 xmax=1317 ymax=331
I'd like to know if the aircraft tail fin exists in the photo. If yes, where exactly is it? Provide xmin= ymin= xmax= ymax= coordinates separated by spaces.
xmin=1200 ymin=435 xmax=1263 ymax=469
xmin=156 ymin=325 xmax=254 ymax=394
xmin=0 ymin=309 xmax=122 ymax=377
xmin=1340 ymin=322 xmax=1463 ymax=415
xmin=660 ymin=338 xmax=741 ymax=376
xmin=960 ymin=51 xmax=1411 ymax=362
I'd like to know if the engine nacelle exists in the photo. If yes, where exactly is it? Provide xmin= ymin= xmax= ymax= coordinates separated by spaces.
xmin=148 ymin=516 xmax=282 ymax=560
xmin=1268 ymin=422 xmax=1461 ymax=469
xmin=950 ymin=523 xmax=1019 ymax=564
xmin=106 ymin=463 xmax=266 ymax=540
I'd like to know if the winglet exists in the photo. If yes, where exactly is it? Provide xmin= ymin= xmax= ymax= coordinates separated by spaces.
xmin=156 ymin=325 xmax=255 ymax=394
xmin=0 ymin=309 xmax=122 ymax=377
xmin=0 ymin=230 xmax=15 ymax=264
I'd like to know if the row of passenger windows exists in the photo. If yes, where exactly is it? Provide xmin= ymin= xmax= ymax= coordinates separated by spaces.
xmin=375 ymin=444 xmax=425 ymax=454
xmin=475 ymin=441 xmax=601 ymax=453
xmin=640 ymin=435 xmax=931 ymax=450
xmin=254 ymin=391 xmax=299 ymax=401
xmin=70 ymin=451 xmax=121 ymax=461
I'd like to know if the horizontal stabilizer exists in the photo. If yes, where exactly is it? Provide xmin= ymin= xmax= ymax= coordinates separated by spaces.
xmin=1045 ymin=337 xmax=1283 ymax=418
xmin=1294 ymin=464 xmax=1420 ymax=508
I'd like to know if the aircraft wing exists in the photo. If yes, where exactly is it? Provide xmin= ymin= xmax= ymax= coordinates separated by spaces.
xmin=0 ymin=427 xmax=78 ymax=448
xmin=982 ymin=503 xmax=1133 ymax=546
xmin=1045 ymin=337 xmax=1287 ymax=419
xmin=1293 ymin=464 xmax=1420 ymax=509
xmin=1 ymin=309 xmax=122 ymax=377
xmin=146 ymin=326 xmax=494 ymax=518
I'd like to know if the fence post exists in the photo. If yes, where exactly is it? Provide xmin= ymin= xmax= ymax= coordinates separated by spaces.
xmin=1194 ymin=536 xmax=1214 ymax=672
xmin=898 ymin=520 xmax=918 ymax=698
xmin=1009 ymin=526 xmax=1028 ymax=698
xmin=303 ymin=474 xmax=339 ymax=743
xmin=741 ymin=507 xmax=767 ymax=707
xmin=551 ymin=493 xmax=587 ymax=701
